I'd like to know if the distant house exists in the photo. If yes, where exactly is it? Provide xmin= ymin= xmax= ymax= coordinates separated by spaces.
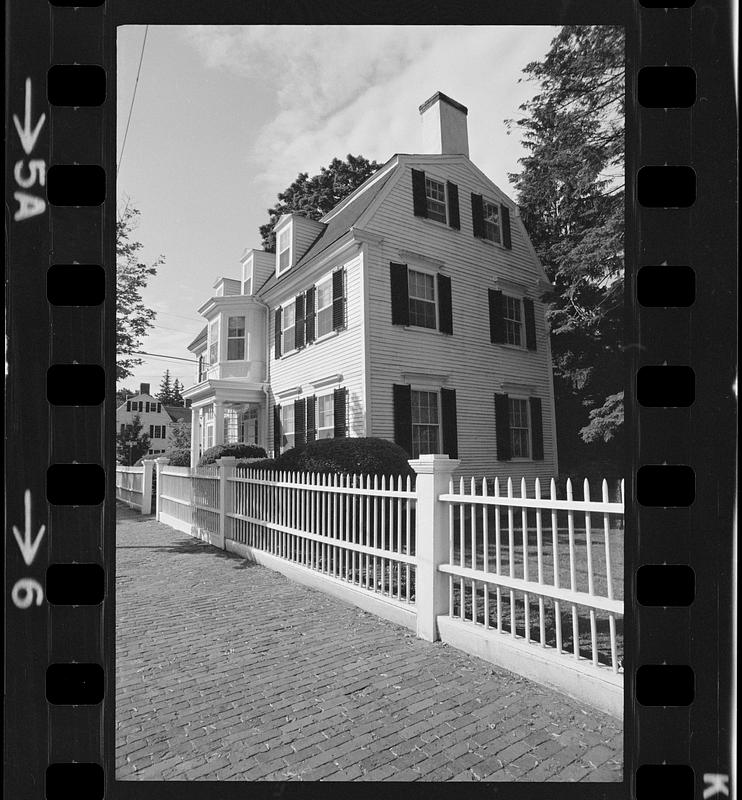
xmin=182 ymin=92 xmax=558 ymax=478
xmin=116 ymin=384 xmax=191 ymax=455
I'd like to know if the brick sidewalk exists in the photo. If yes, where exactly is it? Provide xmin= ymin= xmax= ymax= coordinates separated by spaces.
xmin=115 ymin=504 xmax=622 ymax=782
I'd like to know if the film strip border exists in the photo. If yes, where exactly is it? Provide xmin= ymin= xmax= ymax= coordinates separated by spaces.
xmin=5 ymin=2 xmax=736 ymax=799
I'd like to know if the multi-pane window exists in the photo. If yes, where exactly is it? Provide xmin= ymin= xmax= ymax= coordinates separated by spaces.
xmin=280 ymin=404 xmax=295 ymax=450
xmin=277 ymin=229 xmax=291 ymax=273
xmin=315 ymin=277 xmax=334 ymax=338
xmin=209 ymin=319 xmax=219 ymax=364
xmin=411 ymin=390 xmax=440 ymax=458
xmin=227 ymin=316 xmax=246 ymax=360
xmin=503 ymin=295 xmax=523 ymax=346
xmin=282 ymin=301 xmax=296 ymax=353
xmin=223 ymin=408 xmax=239 ymax=443
xmin=408 ymin=269 xmax=437 ymax=329
xmin=482 ymin=200 xmax=501 ymax=243
xmin=509 ymin=398 xmax=531 ymax=458
xmin=425 ymin=177 xmax=446 ymax=223
xmin=316 ymin=394 xmax=334 ymax=439
xmin=149 ymin=425 xmax=166 ymax=439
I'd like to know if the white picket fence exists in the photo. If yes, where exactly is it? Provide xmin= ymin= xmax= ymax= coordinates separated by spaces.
xmin=115 ymin=461 xmax=155 ymax=514
xmin=151 ymin=454 xmax=624 ymax=716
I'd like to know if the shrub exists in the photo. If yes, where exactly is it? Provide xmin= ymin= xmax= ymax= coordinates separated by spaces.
xmin=242 ymin=437 xmax=415 ymax=479
xmin=164 ymin=448 xmax=191 ymax=467
xmin=197 ymin=442 xmax=267 ymax=467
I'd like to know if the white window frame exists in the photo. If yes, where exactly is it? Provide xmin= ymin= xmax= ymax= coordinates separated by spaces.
xmin=208 ymin=319 xmax=219 ymax=364
xmin=503 ymin=295 xmax=524 ymax=347
xmin=410 ymin=388 xmax=441 ymax=459
xmin=508 ymin=396 xmax=531 ymax=460
xmin=315 ymin=392 xmax=334 ymax=440
xmin=482 ymin=198 xmax=502 ymax=244
xmin=277 ymin=228 xmax=291 ymax=275
xmin=408 ymin=267 xmax=438 ymax=330
xmin=424 ymin=175 xmax=447 ymax=224
xmin=315 ymin=275 xmax=334 ymax=339
xmin=280 ymin=404 xmax=295 ymax=450
xmin=226 ymin=315 xmax=246 ymax=361
xmin=281 ymin=300 xmax=296 ymax=354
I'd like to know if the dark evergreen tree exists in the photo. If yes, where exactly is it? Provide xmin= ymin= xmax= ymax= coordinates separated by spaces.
xmin=259 ymin=154 xmax=380 ymax=251
xmin=507 ymin=25 xmax=625 ymax=475
xmin=116 ymin=414 xmax=151 ymax=465
xmin=157 ymin=370 xmax=174 ymax=405
xmin=171 ymin=378 xmax=184 ymax=407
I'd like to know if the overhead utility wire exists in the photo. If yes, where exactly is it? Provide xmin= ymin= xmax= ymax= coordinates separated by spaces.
xmin=133 ymin=351 xmax=197 ymax=364
xmin=117 ymin=25 xmax=149 ymax=177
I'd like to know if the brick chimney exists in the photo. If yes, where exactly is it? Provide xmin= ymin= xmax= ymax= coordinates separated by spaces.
xmin=419 ymin=91 xmax=469 ymax=158
xmin=140 ymin=382 xmax=150 ymax=396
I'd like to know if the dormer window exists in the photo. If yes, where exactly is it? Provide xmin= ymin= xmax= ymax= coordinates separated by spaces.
xmin=277 ymin=228 xmax=291 ymax=274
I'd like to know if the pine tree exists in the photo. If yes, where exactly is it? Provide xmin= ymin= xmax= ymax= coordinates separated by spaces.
xmin=171 ymin=379 xmax=184 ymax=407
xmin=157 ymin=370 xmax=174 ymax=405
xmin=508 ymin=25 xmax=625 ymax=474
xmin=259 ymin=154 xmax=380 ymax=251
xmin=116 ymin=414 xmax=151 ymax=465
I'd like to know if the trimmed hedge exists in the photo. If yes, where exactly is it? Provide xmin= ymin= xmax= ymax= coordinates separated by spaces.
xmin=197 ymin=442 xmax=267 ymax=467
xmin=164 ymin=448 xmax=191 ymax=467
xmin=239 ymin=437 xmax=414 ymax=479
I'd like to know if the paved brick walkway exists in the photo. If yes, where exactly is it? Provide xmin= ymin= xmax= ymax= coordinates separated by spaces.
xmin=115 ymin=504 xmax=622 ymax=781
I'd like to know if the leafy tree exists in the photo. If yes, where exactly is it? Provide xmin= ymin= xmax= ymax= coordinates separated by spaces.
xmin=171 ymin=378 xmax=184 ymax=406
xmin=157 ymin=370 xmax=174 ymax=405
xmin=116 ymin=203 xmax=164 ymax=380
xmin=116 ymin=387 xmax=135 ymax=405
xmin=507 ymin=25 xmax=625 ymax=472
xmin=116 ymin=414 xmax=151 ymax=465
xmin=167 ymin=421 xmax=192 ymax=450
xmin=259 ymin=154 xmax=380 ymax=251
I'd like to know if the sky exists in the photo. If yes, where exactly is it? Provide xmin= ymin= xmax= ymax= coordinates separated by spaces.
xmin=116 ymin=24 xmax=559 ymax=394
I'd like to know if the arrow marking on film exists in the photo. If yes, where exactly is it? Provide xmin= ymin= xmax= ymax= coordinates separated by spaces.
xmin=12 ymin=490 xmax=46 ymax=567
xmin=13 ymin=78 xmax=46 ymax=155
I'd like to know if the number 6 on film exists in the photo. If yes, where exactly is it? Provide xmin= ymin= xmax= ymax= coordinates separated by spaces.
xmin=12 ymin=578 xmax=44 ymax=609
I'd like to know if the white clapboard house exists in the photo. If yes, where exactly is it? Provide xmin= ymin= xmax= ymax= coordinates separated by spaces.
xmin=116 ymin=383 xmax=191 ymax=457
xmin=182 ymin=92 xmax=558 ymax=479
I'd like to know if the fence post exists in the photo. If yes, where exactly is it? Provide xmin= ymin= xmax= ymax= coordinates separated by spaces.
xmin=154 ymin=457 xmax=169 ymax=521
xmin=410 ymin=454 xmax=460 ymax=642
xmin=141 ymin=459 xmax=155 ymax=515
xmin=216 ymin=457 xmax=237 ymax=549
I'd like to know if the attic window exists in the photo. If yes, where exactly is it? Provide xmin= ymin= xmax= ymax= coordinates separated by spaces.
xmin=277 ymin=228 xmax=291 ymax=273
xmin=482 ymin=200 xmax=501 ymax=243
xmin=425 ymin=177 xmax=447 ymax=223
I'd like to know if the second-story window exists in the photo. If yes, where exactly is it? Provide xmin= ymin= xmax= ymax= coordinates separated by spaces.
xmin=425 ymin=177 xmax=447 ymax=223
xmin=315 ymin=276 xmax=334 ymax=338
xmin=503 ymin=296 xmax=523 ymax=346
xmin=209 ymin=319 xmax=219 ymax=364
xmin=282 ymin=301 xmax=296 ymax=353
xmin=227 ymin=316 xmax=246 ymax=360
xmin=277 ymin=228 xmax=291 ymax=273
xmin=482 ymin=200 xmax=501 ymax=243
xmin=198 ymin=355 xmax=206 ymax=382
xmin=408 ymin=269 xmax=437 ymax=329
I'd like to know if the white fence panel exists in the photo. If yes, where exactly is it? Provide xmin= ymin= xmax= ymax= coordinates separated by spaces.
xmin=116 ymin=466 xmax=145 ymax=510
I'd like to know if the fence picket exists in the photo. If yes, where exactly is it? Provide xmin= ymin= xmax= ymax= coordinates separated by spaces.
xmin=566 ymin=478 xmax=579 ymax=659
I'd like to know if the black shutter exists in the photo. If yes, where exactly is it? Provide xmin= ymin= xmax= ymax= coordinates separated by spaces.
xmin=274 ymin=308 xmax=282 ymax=358
xmin=294 ymin=398 xmax=306 ymax=447
xmin=523 ymin=297 xmax=537 ymax=350
xmin=494 ymin=393 xmax=511 ymax=461
xmin=305 ymin=286 xmax=316 ymax=343
xmin=332 ymin=269 xmax=345 ymax=331
xmin=471 ymin=193 xmax=485 ymax=238
xmin=501 ymin=204 xmax=512 ymax=249
xmin=333 ymin=387 xmax=348 ymax=438
xmin=273 ymin=405 xmax=281 ymax=455
xmin=390 ymin=262 xmax=410 ymax=326
xmin=295 ymin=293 xmax=306 ymax=349
xmin=412 ymin=168 xmax=427 ymax=217
xmin=306 ymin=395 xmax=316 ymax=443
xmin=446 ymin=181 xmax=460 ymax=229
xmin=529 ymin=397 xmax=544 ymax=460
xmin=488 ymin=289 xmax=505 ymax=344
xmin=393 ymin=384 xmax=413 ymax=456
xmin=440 ymin=388 xmax=458 ymax=459
xmin=437 ymin=274 xmax=453 ymax=335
